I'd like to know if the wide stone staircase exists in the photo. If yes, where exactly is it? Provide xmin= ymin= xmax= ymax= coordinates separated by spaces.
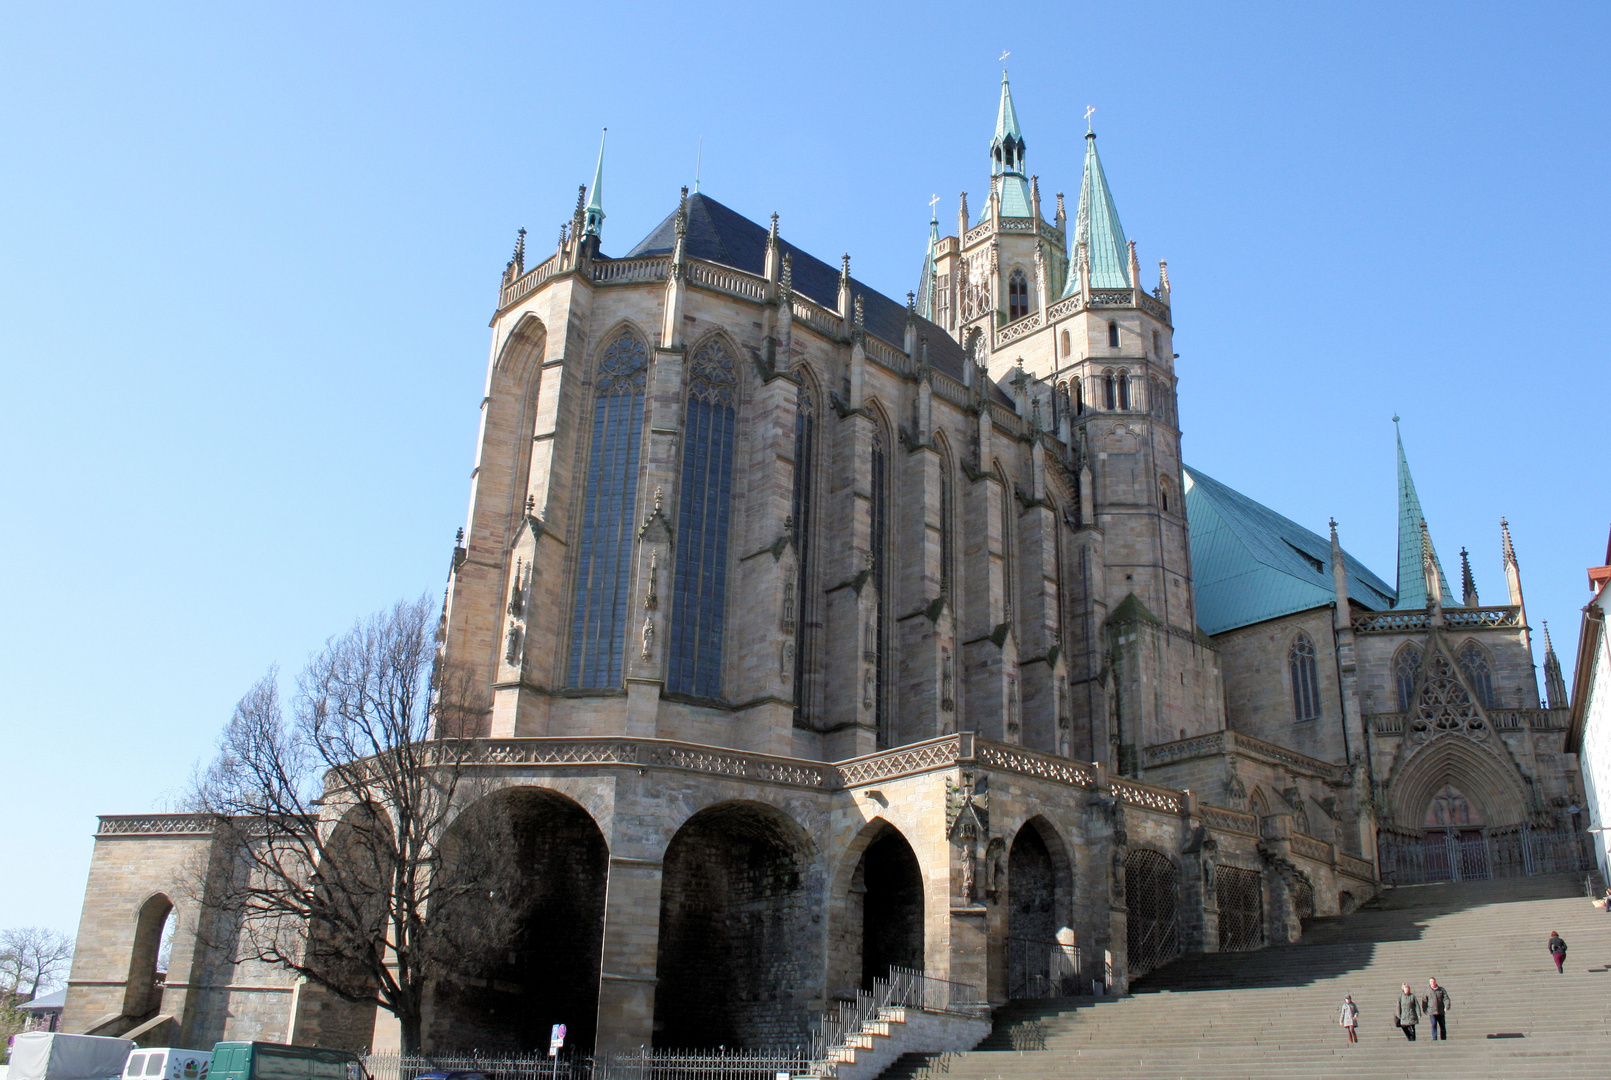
xmin=882 ymin=874 xmax=1611 ymax=1079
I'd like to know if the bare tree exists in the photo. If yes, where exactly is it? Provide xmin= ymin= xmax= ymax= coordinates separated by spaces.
xmin=191 ymin=596 xmax=518 ymax=1052
xmin=0 ymin=927 xmax=74 ymax=1002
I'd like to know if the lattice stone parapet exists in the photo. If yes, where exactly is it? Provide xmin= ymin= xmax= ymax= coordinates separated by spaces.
xmin=1200 ymin=804 xmax=1258 ymax=836
xmin=963 ymin=223 xmax=992 ymax=246
xmin=975 ymin=743 xmax=1095 ymax=787
xmin=98 ymin=815 xmax=214 ymax=835
xmin=1142 ymin=729 xmax=1347 ymax=783
xmin=1290 ymin=832 xmax=1335 ymax=865
xmin=1336 ymin=851 xmax=1377 ymax=881
xmin=838 ymin=736 xmax=965 ymax=787
xmin=1045 ymin=296 xmax=1084 ymax=322
xmin=995 ymin=311 xmax=1042 ymax=346
xmin=1138 ymin=293 xmax=1171 ymax=324
xmin=469 ymin=737 xmax=834 ymax=788
xmin=1351 ymin=606 xmax=1524 ymax=634
xmin=1110 ymin=778 xmax=1186 ymax=815
xmin=1088 ymin=290 xmax=1133 ymax=307
xmin=684 ymin=259 xmax=767 ymax=300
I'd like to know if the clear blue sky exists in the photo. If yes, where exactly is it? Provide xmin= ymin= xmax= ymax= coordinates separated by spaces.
xmin=2 ymin=2 xmax=1607 ymax=937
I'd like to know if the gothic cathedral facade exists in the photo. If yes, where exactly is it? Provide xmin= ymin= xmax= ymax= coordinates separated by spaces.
xmin=61 ymin=76 xmax=1584 ymax=1057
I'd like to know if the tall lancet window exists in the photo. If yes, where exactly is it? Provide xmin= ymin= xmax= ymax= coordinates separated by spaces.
xmin=871 ymin=430 xmax=890 ymax=747
xmin=1456 ymin=642 xmax=1495 ymax=708
xmin=1289 ymin=632 xmax=1321 ymax=721
xmin=938 ymin=444 xmax=954 ymax=595
xmin=1103 ymin=372 xmax=1117 ymax=410
xmin=668 ymin=337 xmax=739 ymax=698
xmin=1394 ymin=643 xmax=1423 ymax=712
xmin=569 ymin=330 xmax=649 ymax=688
xmin=791 ymin=385 xmax=817 ymax=721
xmin=1008 ymin=270 xmax=1030 ymax=320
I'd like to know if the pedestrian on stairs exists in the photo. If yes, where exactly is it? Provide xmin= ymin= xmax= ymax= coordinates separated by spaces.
xmin=1338 ymin=995 xmax=1359 ymax=1043
xmin=1548 ymin=931 xmax=1568 ymax=974
xmin=1396 ymin=984 xmax=1420 ymax=1040
xmin=1422 ymin=978 xmax=1451 ymax=1040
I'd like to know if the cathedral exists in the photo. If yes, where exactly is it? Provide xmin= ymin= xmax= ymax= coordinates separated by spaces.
xmin=61 ymin=75 xmax=1587 ymax=1059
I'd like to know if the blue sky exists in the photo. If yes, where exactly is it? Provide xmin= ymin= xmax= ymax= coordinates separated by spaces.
xmin=2 ymin=1 xmax=1607 ymax=936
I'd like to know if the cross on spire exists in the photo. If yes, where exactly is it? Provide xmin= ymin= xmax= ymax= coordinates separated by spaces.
xmin=928 ymin=193 xmax=940 ymax=220
xmin=999 ymin=50 xmax=1010 ymax=67
xmin=1084 ymin=105 xmax=1096 ymax=132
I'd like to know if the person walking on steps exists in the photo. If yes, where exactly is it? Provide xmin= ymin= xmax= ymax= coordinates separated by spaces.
xmin=1396 ymin=984 xmax=1420 ymax=1040
xmin=1422 ymin=978 xmax=1451 ymax=1040
xmin=1338 ymin=995 xmax=1359 ymax=1043
xmin=1549 ymin=931 xmax=1568 ymax=974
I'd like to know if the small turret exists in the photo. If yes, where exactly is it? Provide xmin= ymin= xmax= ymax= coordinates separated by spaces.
xmin=764 ymin=212 xmax=781 ymax=283
xmin=1542 ymin=621 xmax=1568 ymax=709
xmin=838 ymin=253 xmax=853 ymax=319
xmin=1330 ymin=518 xmax=1352 ymax=629
xmin=1459 ymin=547 xmax=1480 ymax=607
xmin=958 ymin=191 xmax=969 ymax=239
xmin=1422 ymin=521 xmax=1445 ymax=620
xmin=582 ymin=128 xmax=607 ymax=240
xmin=916 ymin=213 xmax=940 ymax=320
xmin=1054 ymin=191 xmax=1066 ymax=234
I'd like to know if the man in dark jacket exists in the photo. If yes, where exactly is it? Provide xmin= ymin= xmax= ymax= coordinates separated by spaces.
xmin=1548 ymin=931 xmax=1567 ymax=974
xmin=1422 ymin=978 xmax=1452 ymax=1039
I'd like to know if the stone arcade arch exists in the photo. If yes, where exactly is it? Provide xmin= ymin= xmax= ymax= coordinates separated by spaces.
xmin=654 ymin=802 xmax=824 ymax=1049
xmin=123 ymin=894 xmax=173 ymax=1021
xmin=1005 ymin=818 xmax=1076 ymax=999
xmin=1123 ymin=848 xmax=1180 ymax=981
xmin=426 ymin=787 xmax=609 ymax=1053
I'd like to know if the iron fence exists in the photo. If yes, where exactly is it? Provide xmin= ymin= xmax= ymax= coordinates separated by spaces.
xmin=1378 ymin=825 xmax=1591 ymax=885
xmin=1005 ymin=937 xmax=1083 ymax=999
xmin=364 ymin=1050 xmax=812 ymax=1080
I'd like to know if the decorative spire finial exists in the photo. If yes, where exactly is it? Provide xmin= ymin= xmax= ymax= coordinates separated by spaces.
xmin=1459 ymin=547 xmax=1479 ymax=607
xmin=1084 ymin=104 xmax=1096 ymax=134
xmin=841 ymin=253 xmax=851 ymax=283
xmin=855 ymin=294 xmax=865 ymax=332
xmin=1501 ymin=517 xmax=1517 ymax=567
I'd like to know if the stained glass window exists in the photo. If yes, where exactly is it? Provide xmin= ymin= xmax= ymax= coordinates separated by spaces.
xmin=569 ymin=330 xmax=648 ymax=688
xmin=1456 ymin=642 xmax=1495 ymax=707
xmin=872 ymin=431 xmax=889 ymax=746
xmin=1290 ymin=632 xmax=1321 ymax=721
xmin=791 ymin=386 xmax=816 ymax=721
xmin=668 ymin=338 xmax=738 ymax=698
xmin=1395 ymin=644 xmax=1423 ymax=712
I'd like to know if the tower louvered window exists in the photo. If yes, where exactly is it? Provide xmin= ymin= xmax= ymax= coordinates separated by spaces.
xmin=668 ymin=338 xmax=738 ymax=699
xmin=1289 ymin=632 xmax=1321 ymax=721
xmin=1116 ymin=371 xmax=1131 ymax=411
xmin=1103 ymin=372 xmax=1117 ymax=410
xmin=1395 ymin=644 xmax=1423 ymax=712
xmin=1008 ymin=270 xmax=1029 ymax=320
xmin=1456 ymin=643 xmax=1495 ymax=708
xmin=791 ymin=387 xmax=817 ymax=722
xmin=569 ymin=330 xmax=648 ymax=688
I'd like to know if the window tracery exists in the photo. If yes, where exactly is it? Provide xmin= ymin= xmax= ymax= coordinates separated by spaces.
xmin=1008 ymin=270 xmax=1029 ymax=320
xmin=1289 ymin=631 xmax=1321 ymax=721
xmin=1394 ymin=643 xmax=1423 ymax=712
xmin=668 ymin=337 xmax=738 ymax=698
xmin=1456 ymin=641 xmax=1495 ymax=707
xmin=569 ymin=329 xmax=649 ymax=688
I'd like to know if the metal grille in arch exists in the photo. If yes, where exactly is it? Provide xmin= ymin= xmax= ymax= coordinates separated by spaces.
xmin=1124 ymin=849 xmax=1180 ymax=980
xmin=1215 ymin=865 xmax=1264 ymax=952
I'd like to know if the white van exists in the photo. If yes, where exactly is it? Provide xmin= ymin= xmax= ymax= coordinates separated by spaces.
xmin=119 ymin=1051 xmax=210 ymax=1080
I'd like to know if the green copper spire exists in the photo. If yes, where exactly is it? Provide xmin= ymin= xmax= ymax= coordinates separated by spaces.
xmin=993 ymin=71 xmax=1025 ymax=164
xmin=1062 ymin=128 xmax=1130 ymax=294
xmin=583 ymin=128 xmax=607 ymax=239
xmin=916 ymin=210 xmax=940 ymax=320
xmin=981 ymin=71 xmax=1034 ymax=220
xmin=1394 ymin=417 xmax=1453 ymax=610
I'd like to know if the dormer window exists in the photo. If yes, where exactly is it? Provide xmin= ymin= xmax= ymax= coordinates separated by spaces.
xmin=1108 ymin=321 xmax=1119 ymax=348
xmin=1008 ymin=270 xmax=1029 ymax=320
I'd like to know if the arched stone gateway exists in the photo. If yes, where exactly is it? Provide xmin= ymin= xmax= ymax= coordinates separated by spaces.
xmin=857 ymin=827 xmax=924 ymax=989
xmin=427 ymin=787 xmax=609 ymax=1053
xmin=1124 ymin=849 xmax=1180 ymax=981
xmin=1005 ymin=819 xmax=1076 ymax=998
xmin=654 ymin=802 xmax=824 ymax=1048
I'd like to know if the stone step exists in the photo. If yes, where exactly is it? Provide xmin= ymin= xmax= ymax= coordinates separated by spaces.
xmin=876 ymin=876 xmax=1611 ymax=1080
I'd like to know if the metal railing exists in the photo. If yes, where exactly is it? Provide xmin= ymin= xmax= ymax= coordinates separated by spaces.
xmin=808 ymin=967 xmax=982 ymax=1073
xmin=1006 ymin=937 xmax=1083 ymax=999
xmin=365 ymin=1049 xmax=812 ymax=1080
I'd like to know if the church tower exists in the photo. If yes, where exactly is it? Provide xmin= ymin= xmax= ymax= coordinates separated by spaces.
xmin=921 ymin=87 xmax=1218 ymax=773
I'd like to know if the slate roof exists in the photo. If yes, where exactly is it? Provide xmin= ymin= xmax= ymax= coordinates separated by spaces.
xmin=626 ymin=193 xmax=1006 ymax=402
xmin=1184 ymin=465 xmax=1397 ymax=636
